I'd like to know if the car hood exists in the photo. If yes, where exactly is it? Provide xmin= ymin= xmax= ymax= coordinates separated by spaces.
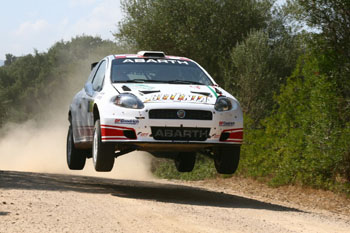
xmin=112 ymin=83 xmax=221 ymax=105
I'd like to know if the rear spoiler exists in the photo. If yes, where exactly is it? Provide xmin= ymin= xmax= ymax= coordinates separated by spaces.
xmin=137 ymin=51 xmax=165 ymax=58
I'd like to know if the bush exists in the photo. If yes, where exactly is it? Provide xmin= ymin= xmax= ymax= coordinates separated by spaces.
xmin=240 ymin=52 xmax=350 ymax=193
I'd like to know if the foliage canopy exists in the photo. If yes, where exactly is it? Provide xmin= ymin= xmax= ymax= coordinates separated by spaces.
xmin=116 ymin=0 xmax=274 ymax=84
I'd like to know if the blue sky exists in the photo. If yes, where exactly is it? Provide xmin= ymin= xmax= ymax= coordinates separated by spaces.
xmin=0 ymin=0 xmax=123 ymax=60
xmin=0 ymin=0 xmax=286 ymax=61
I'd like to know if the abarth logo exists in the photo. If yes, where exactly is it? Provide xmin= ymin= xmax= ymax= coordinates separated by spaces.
xmin=123 ymin=59 xmax=189 ymax=65
xmin=154 ymin=129 xmax=208 ymax=138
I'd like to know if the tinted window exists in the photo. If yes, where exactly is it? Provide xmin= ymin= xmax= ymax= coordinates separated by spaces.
xmin=111 ymin=58 xmax=212 ymax=85
xmin=92 ymin=60 xmax=106 ymax=91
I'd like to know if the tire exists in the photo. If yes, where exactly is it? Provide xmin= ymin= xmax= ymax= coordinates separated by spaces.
xmin=174 ymin=152 xmax=196 ymax=172
xmin=92 ymin=120 xmax=115 ymax=172
xmin=66 ymin=125 xmax=86 ymax=170
xmin=214 ymin=147 xmax=240 ymax=174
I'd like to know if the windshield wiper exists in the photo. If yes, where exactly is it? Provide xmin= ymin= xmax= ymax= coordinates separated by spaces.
xmin=114 ymin=79 xmax=146 ymax=83
xmin=114 ymin=79 xmax=167 ymax=83
xmin=167 ymin=80 xmax=203 ymax=85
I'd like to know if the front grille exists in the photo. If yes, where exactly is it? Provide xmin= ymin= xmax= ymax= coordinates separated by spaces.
xmin=149 ymin=109 xmax=212 ymax=120
xmin=151 ymin=127 xmax=210 ymax=141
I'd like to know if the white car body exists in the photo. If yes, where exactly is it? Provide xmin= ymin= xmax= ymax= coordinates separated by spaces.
xmin=67 ymin=51 xmax=243 ymax=173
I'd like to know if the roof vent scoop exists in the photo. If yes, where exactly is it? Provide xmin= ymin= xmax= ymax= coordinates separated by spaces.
xmin=137 ymin=51 xmax=165 ymax=58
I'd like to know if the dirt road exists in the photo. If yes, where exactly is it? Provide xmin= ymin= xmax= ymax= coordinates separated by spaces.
xmin=0 ymin=170 xmax=349 ymax=233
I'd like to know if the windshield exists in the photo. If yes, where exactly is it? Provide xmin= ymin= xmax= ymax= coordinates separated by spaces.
xmin=111 ymin=58 xmax=213 ymax=85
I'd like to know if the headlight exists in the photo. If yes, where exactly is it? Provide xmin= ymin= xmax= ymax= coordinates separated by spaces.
xmin=114 ymin=93 xmax=144 ymax=109
xmin=215 ymin=97 xmax=238 ymax=111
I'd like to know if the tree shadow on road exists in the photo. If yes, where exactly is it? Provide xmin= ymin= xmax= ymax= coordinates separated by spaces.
xmin=0 ymin=170 xmax=302 ymax=212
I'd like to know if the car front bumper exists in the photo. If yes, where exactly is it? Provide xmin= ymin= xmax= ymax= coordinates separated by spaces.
xmin=99 ymin=102 xmax=243 ymax=147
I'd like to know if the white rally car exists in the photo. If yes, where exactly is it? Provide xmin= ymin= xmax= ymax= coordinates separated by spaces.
xmin=67 ymin=51 xmax=243 ymax=174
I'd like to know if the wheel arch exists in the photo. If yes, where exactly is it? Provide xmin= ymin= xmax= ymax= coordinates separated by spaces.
xmin=93 ymin=104 xmax=100 ymax=123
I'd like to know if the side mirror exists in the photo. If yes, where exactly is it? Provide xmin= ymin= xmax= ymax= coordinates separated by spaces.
xmin=84 ymin=82 xmax=94 ymax=97
xmin=91 ymin=62 xmax=98 ymax=71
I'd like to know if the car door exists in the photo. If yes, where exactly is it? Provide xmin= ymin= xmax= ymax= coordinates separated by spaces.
xmin=78 ymin=60 xmax=107 ymax=142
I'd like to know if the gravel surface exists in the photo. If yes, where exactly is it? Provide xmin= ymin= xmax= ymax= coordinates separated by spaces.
xmin=1 ymin=170 xmax=349 ymax=233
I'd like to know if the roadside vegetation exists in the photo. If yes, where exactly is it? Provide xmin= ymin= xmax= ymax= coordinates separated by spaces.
xmin=0 ymin=0 xmax=349 ymax=194
xmin=0 ymin=36 xmax=129 ymax=124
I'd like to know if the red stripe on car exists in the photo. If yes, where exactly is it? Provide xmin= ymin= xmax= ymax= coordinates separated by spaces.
xmin=101 ymin=127 xmax=125 ymax=137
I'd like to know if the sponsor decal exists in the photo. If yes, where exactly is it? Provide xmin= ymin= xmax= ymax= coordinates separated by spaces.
xmin=145 ymin=93 xmax=210 ymax=103
xmin=219 ymin=121 xmax=235 ymax=127
xmin=114 ymin=119 xmax=139 ymax=125
xmin=123 ymin=59 xmax=189 ymax=65
xmin=137 ymin=132 xmax=149 ymax=137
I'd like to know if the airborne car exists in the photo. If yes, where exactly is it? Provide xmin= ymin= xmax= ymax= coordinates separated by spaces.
xmin=67 ymin=51 xmax=243 ymax=174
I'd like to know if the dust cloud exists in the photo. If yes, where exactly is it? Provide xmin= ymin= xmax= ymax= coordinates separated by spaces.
xmin=0 ymin=53 xmax=155 ymax=181
xmin=0 ymin=109 xmax=154 ymax=181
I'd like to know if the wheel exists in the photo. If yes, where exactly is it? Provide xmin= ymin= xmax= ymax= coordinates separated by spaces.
xmin=66 ymin=125 xmax=86 ymax=170
xmin=174 ymin=152 xmax=196 ymax=172
xmin=214 ymin=147 xmax=240 ymax=174
xmin=92 ymin=120 xmax=115 ymax=171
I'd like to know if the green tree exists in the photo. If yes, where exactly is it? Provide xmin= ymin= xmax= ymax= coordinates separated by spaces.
xmin=116 ymin=0 xmax=273 ymax=84
xmin=287 ymin=0 xmax=350 ymax=116
xmin=4 ymin=54 xmax=17 ymax=66
xmin=223 ymin=29 xmax=303 ymax=125
xmin=290 ymin=0 xmax=350 ymax=60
